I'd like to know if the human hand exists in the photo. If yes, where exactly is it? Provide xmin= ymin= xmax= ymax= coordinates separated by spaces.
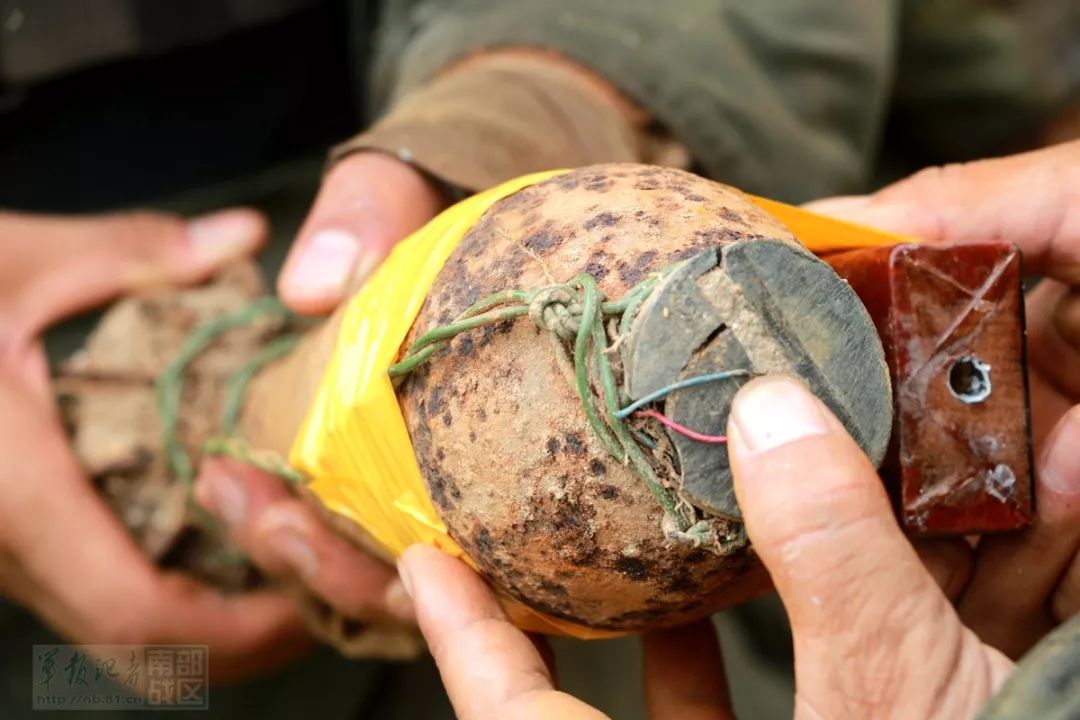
xmin=397 ymin=545 xmax=730 ymax=720
xmin=205 ymin=60 xmax=643 ymax=630
xmin=188 ymin=153 xmax=444 ymax=634
xmin=276 ymin=152 xmax=447 ymax=315
xmin=193 ymin=456 xmax=417 ymax=630
xmin=275 ymin=48 xmax=641 ymax=318
xmin=0 ymin=208 xmax=311 ymax=681
xmin=806 ymin=140 xmax=1080 ymax=657
xmin=277 ymin=44 xmax=647 ymax=319
xmin=396 ymin=376 xmax=1023 ymax=719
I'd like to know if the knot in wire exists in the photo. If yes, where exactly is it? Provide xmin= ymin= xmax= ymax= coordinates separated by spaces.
xmin=528 ymin=286 xmax=583 ymax=341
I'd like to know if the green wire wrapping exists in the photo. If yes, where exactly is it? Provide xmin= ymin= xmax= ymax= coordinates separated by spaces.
xmin=202 ymin=437 xmax=307 ymax=485
xmin=220 ymin=333 xmax=303 ymax=436
xmin=156 ymin=296 xmax=303 ymax=487
xmin=159 ymin=259 xmax=742 ymax=537
xmin=388 ymin=262 xmax=703 ymax=530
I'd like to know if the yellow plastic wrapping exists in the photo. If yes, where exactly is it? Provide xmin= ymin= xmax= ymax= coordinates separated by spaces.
xmin=289 ymin=169 xmax=913 ymax=638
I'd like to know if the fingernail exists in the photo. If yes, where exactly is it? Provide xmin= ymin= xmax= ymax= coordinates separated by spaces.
xmin=266 ymin=521 xmax=319 ymax=581
xmin=187 ymin=208 xmax=263 ymax=261
xmin=730 ymin=376 xmax=829 ymax=452
xmin=198 ymin=469 xmax=247 ymax=527
xmin=284 ymin=229 xmax=361 ymax=301
xmin=1040 ymin=407 xmax=1080 ymax=496
xmin=384 ymin=578 xmax=416 ymax=622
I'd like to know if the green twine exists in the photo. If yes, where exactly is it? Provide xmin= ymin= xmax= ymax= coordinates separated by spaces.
xmin=388 ymin=270 xmax=673 ymax=381
xmin=389 ymin=305 xmax=531 ymax=379
xmin=389 ymin=264 xmax=692 ymax=529
xmin=153 ymin=295 xmax=307 ymax=570
xmin=158 ymin=260 xmax=717 ymax=534
xmin=582 ymin=275 xmax=680 ymax=520
xmin=220 ymin=334 xmax=303 ymax=436
xmin=156 ymin=296 xmax=302 ymax=487
xmin=202 ymin=437 xmax=307 ymax=486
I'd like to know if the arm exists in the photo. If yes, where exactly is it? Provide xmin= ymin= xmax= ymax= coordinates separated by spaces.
xmin=280 ymin=0 xmax=900 ymax=312
xmin=361 ymin=0 xmax=899 ymax=201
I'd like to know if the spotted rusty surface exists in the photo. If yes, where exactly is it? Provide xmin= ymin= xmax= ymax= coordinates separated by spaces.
xmin=401 ymin=164 xmax=791 ymax=630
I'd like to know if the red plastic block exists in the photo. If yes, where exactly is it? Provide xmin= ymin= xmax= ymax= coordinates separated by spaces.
xmin=827 ymin=243 xmax=1033 ymax=536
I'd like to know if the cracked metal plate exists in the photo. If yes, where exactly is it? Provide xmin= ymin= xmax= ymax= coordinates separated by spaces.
xmin=622 ymin=240 xmax=893 ymax=521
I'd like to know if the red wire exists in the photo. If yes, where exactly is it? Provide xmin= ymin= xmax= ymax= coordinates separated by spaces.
xmin=635 ymin=409 xmax=728 ymax=444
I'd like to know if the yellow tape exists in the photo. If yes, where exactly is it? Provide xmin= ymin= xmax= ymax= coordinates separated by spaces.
xmin=748 ymin=195 xmax=914 ymax=252
xmin=290 ymin=169 xmax=913 ymax=638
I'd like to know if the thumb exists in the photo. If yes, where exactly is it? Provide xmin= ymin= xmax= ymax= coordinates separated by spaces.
xmin=278 ymin=152 xmax=446 ymax=315
xmin=398 ymin=545 xmax=606 ymax=720
xmin=727 ymin=376 xmax=1009 ymax=718
xmin=727 ymin=376 xmax=941 ymax=630
xmin=3 ymin=207 xmax=266 ymax=337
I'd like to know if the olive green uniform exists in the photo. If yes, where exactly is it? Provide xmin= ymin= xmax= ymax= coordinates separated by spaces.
xmin=367 ymin=0 xmax=1078 ymax=201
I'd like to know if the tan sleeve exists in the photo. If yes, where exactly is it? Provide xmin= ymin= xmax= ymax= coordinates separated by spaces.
xmin=331 ymin=52 xmax=687 ymax=194
xmin=364 ymin=0 xmax=898 ymax=202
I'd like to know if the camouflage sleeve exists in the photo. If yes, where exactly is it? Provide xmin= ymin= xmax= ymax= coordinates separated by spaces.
xmin=974 ymin=613 xmax=1080 ymax=720
xmin=366 ymin=0 xmax=900 ymax=202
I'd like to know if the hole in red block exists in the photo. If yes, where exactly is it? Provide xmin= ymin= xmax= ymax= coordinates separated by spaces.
xmin=948 ymin=356 xmax=992 ymax=404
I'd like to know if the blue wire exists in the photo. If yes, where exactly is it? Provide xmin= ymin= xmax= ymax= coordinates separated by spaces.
xmin=615 ymin=369 xmax=750 ymax=420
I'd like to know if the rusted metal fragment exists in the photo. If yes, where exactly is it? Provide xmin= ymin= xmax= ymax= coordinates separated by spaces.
xmin=712 ymin=241 xmax=892 ymax=465
xmin=664 ymin=332 xmax=749 ymax=519
xmin=625 ymin=241 xmax=893 ymax=520
xmin=621 ymin=247 xmax=724 ymax=399
xmin=828 ymin=243 xmax=1033 ymax=536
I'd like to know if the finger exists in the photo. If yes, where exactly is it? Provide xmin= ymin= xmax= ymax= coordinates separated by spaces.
xmin=530 ymin=634 xmax=558 ymax=685
xmin=1027 ymin=282 xmax=1080 ymax=436
xmin=399 ymin=544 xmax=607 ymax=720
xmin=726 ymin=376 xmax=1012 ymax=717
xmin=642 ymin=620 xmax=733 ymax=720
xmin=727 ymin=376 xmax=942 ymax=635
xmin=805 ymin=141 xmax=1080 ymax=283
xmin=278 ymin=153 xmax=446 ymax=315
xmin=194 ymin=457 xmax=294 ymax=538
xmin=1051 ymin=548 xmax=1080 ymax=624
xmin=959 ymin=405 xmax=1080 ymax=657
xmin=141 ymin=574 xmax=311 ymax=683
xmin=0 ymin=373 xmax=305 ymax=683
xmin=0 ymin=340 xmax=53 ymax=408
xmin=912 ymin=538 xmax=974 ymax=603
xmin=1 ymin=207 xmax=266 ymax=337
xmin=1054 ymin=287 xmax=1080 ymax=353
xmin=195 ymin=458 xmax=412 ymax=624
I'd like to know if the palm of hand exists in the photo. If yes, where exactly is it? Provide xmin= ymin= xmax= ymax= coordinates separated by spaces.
xmin=0 ymin=209 xmax=307 ymax=683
